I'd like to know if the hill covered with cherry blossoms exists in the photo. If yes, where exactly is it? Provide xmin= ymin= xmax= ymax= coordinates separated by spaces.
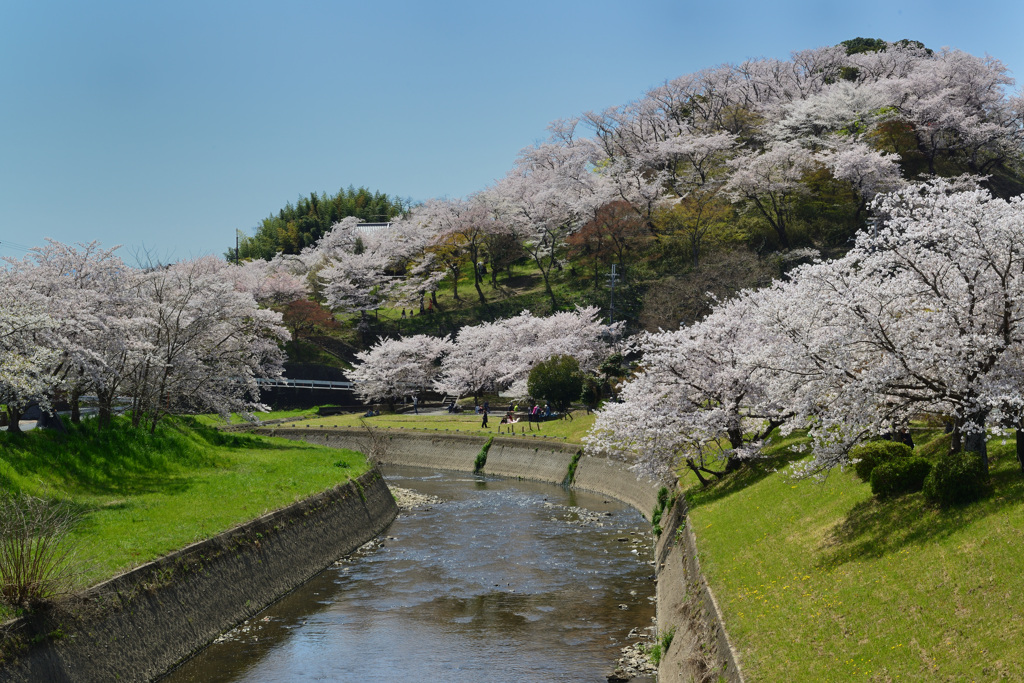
xmin=233 ymin=36 xmax=1024 ymax=338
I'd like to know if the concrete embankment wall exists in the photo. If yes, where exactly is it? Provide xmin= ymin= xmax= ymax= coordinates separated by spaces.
xmin=0 ymin=471 xmax=397 ymax=683
xmin=264 ymin=428 xmax=663 ymax=518
xmin=265 ymin=428 xmax=743 ymax=681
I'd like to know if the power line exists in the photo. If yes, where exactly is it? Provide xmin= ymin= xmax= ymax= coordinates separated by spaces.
xmin=0 ymin=240 xmax=33 ymax=255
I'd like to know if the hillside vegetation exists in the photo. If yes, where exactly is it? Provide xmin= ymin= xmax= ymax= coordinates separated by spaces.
xmin=236 ymin=37 xmax=1024 ymax=341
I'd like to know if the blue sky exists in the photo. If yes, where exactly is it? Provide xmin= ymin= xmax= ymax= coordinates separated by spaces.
xmin=2 ymin=0 xmax=1022 ymax=262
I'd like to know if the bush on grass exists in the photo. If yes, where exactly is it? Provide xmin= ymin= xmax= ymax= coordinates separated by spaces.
xmin=851 ymin=441 xmax=913 ymax=482
xmin=870 ymin=457 xmax=932 ymax=498
xmin=0 ymin=494 xmax=82 ymax=609
xmin=923 ymin=449 xmax=989 ymax=506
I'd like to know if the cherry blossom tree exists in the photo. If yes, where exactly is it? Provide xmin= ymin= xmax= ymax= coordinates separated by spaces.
xmin=129 ymin=256 xmax=288 ymax=430
xmin=349 ymin=334 xmax=453 ymax=405
xmin=312 ymin=215 xmax=435 ymax=318
xmin=816 ymin=139 xmax=905 ymax=219
xmin=0 ymin=274 xmax=57 ymax=431
xmin=490 ymin=120 xmax=603 ymax=310
xmin=768 ymin=80 xmax=892 ymax=143
xmin=430 ymin=318 xmax=509 ymax=401
xmin=725 ymin=141 xmax=816 ymax=249
xmin=656 ymin=132 xmax=737 ymax=265
xmin=230 ymin=257 xmax=308 ymax=306
xmin=416 ymin=197 xmax=505 ymax=305
xmin=320 ymin=250 xmax=394 ymax=319
xmin=586 ymin=296 xmax=788 ymax=483
xmin=755 ymin=180 xmax=1024 ymax=476
xmin=434 ymin=306 xmax=619 ymax=400
xmin=881 ymin=48 xmax=1023 ymax=175
xmin=391 ymin=251 xmax=447 ymax=313
xmin=3 ymin=240 xmax=146 ymax=427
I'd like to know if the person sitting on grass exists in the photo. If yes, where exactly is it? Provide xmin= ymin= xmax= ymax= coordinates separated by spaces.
xmin=498 ymin=411 xmax=518 ymax=434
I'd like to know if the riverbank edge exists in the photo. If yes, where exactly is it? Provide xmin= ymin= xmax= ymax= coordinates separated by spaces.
xmin=264 ymin=427 xmax=744 ymax=682
xmin=0 ymin=469 xmax=397 ymax=683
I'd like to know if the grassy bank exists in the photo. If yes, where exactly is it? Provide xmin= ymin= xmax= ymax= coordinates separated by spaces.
xmin=0 ymin=417 xmax=370 ymax=620
xmin=266 ymin=411 xmax=597 ymax=444
xmin=193 ymin=407 xmax=323 ymax=426
xmin=685 ymin=432 xmax=1024 ymax=681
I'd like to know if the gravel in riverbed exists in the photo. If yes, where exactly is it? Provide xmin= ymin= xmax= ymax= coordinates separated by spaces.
xmin=390 ymin=486 xmax=444 ymax=510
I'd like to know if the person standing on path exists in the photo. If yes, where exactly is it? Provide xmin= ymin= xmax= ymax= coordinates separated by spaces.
xmin=481 ymin=407 xmax=488 ymax=429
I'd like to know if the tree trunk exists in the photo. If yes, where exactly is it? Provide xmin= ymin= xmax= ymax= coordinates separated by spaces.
xmin=38 ymin=411 xmax=66 ymax=432
xmin=535 ymin=259 xmax=556 ymax=311
xmin=950 ymin=417 xmax=963 ymax=454
xmin=474 ymin=270 xmax=486 ymax=305
xmin=964 ymin=410 xmax=990 ymax=478
xmin=449 ymin=266 xmax=461 ymax=300
xmin=685 ymin=458 xmax=711 ymax=487
xmin=70 ymin=389 xmax=81 ymax=424
xmin=1016 ymin=427 xmax=1024 ymax=475
xmin=5 ymin=406 xmax=22 ymax=434
xmin=727 ymin=426 xmax=744 ymax=450
xmin=98 ymin=389 xmax=114 ymax=430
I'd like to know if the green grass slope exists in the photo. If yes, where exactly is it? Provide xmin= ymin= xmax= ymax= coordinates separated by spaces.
xmin=0 ymin=417 xmax=370 ymax=620
xmin=685 ymin=433 xmax=1024 ymax=681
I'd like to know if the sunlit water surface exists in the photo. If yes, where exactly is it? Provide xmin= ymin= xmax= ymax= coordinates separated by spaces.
xmin=162 ymin=466 xmax=656 ymax=682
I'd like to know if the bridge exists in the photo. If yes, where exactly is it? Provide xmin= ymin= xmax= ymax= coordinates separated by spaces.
xmin=256 ymin=377 xmax=355 ymax=391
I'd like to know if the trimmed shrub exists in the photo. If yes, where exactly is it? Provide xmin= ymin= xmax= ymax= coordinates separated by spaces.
xmin=923 ymin=449 xmax=989 ymax=506
xmin=851 ymin=441 xmax=913 ymax=482
xmin=870 ymin=457 xmax=932 ymax=498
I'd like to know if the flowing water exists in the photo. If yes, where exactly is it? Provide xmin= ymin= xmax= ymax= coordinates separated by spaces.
xmin=162 ymin=466 xmax=656 ymax=682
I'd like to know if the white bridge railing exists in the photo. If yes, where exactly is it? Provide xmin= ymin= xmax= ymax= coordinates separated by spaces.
xmin=256 ymin=377 xmax=355 ymax=391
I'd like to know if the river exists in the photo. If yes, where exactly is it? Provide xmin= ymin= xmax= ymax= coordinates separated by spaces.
xmin=161 ymin=466 xmax=657 ymax=682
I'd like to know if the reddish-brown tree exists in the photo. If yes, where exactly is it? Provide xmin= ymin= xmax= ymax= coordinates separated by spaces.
xmin=283 ymin=299 xmax=338 ymax=341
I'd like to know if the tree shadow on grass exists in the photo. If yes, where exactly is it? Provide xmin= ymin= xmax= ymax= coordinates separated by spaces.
xmin=1 ymin=416 xmax=364 ymax=501
xmin=2 ymin=443 xmax=198 ymax=497
xmin=685 ymin=441 xmax=809 ymax=511
xmin=0 ymin=421 xmax=215 ymax=497
xmin=817 ymin=453 xmax=1024 ymax=570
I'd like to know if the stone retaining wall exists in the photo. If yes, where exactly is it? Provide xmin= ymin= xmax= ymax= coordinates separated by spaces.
xmin=0 ymin=471 xmax=397 ymax=683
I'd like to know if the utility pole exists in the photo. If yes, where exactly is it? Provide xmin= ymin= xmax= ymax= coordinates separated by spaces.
xmin=607 ymin=264 xmax=619 ymax=325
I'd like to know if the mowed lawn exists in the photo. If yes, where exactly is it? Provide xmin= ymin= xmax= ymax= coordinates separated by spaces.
xmin=685 ymin=433 xmax=1024 ymax=681
xmin=0 ymin=417 xmax=369 ymax=619
xmin=264 ymin=410 xmax=597 ymax=444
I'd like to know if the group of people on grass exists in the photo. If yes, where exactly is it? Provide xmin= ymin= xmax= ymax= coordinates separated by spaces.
xmin=433 ymin=397 xmax=560 ymax=432
xmin=490 ymin=401 xmax=554 ymax=433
